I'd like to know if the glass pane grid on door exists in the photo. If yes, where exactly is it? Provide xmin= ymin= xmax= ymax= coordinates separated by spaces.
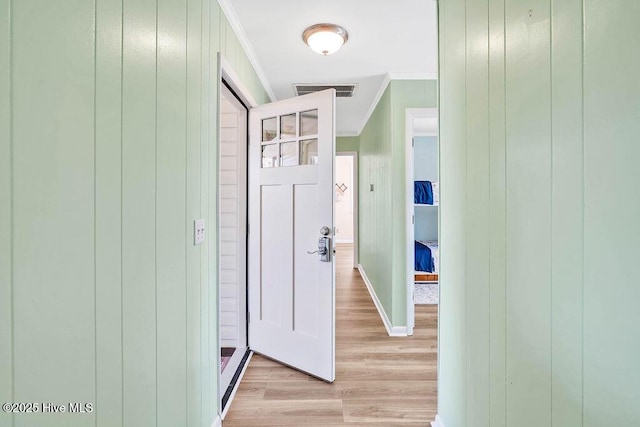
xmin=261 ymin=109 xmax=318 ymax=168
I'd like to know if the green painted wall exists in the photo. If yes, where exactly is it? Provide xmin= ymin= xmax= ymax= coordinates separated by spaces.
xmin=389 ymin=81 xmax=437 ymax=326
xmin=358 ymin=80 xmax=437 ymax=327
xmin=359 ymin=87 xmax=393 ymax=317
xmin=336 ymin=136 xmax=359 ymax=152
xmin=438 ymin=1 xmax=640 ymax=426
xmin=0 ymin=1 xmax=268 ymax=426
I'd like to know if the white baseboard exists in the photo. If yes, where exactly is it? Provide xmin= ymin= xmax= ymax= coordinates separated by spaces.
xmin=431 ymin=414 xmax=446 ymax=427
xmin=357 ymin=264 xmax=408 ymax=337
xmin=211 ymin=415 xmax=222 ymax=427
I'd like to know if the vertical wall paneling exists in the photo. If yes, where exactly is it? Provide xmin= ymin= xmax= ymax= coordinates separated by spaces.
xmin=357 ymin=80 xmax=436 ymax=329
xmin=224 ymin=19 xmax=238 ymax=74
xmin=218 ymin=10 xmax=226 ymax=60
xmin=185 ymin=0 xmax=203 ymax=424
xmin=336 ymin=136 xmax=359 ymax=153
xmin=199 ymin=0 xmax=210 ymax=422
xmin=438 ymin=0 xmax=467 ymax=424
xmin=1 ymin=1 xmax=268 ymax=426
xmin=465 ymin=0 xmax=491 ymax=425
xmin=550 ymin=0 xmax=584 ymax=426
xmin=156 ymin=0 xmax=188 ymax=424
xmin=358 ymin=88 xmax=393 ymax=316
xmin=201 ymin=0 xmax=214 ymax=422
xmin=487 ymin=0 xmax=507 ymax=425
xmin=440 ymin=0 xmax=640 ymax=426
xmin=504 ymin=1 xmax=552 ymax=425
xmin=12 ymin=0 xmax=97 ymax=425
xmin=121 ymin=0 xmax=158 ymax=424
xmin=391 ymin=81 xmax=407 ymax=325
xmin=95 ymin=0 xmax=124 ymax=424
xmin=0 ymin=0 xmax=12 ymax=424
xmin=583 ymin=1 xmax=640 ymax=426
xmin=389 ymin=80 xmax=437 ymax=326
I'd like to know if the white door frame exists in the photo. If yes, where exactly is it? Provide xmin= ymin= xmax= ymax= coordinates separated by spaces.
xmin=405 ymin=108 xmax=438 ymax=335
xmin=335 ymin=151 xmax=358 ymax=268
xmin=216 ymin=54 xmax=258 ymax=418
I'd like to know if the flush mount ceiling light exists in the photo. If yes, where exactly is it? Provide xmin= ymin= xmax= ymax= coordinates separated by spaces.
xmin=302 ymin=23 xmax=349 ymax=56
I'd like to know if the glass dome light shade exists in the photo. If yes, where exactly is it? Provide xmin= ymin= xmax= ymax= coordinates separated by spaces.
xmin=303 ymin=24 xmax=348 ymax=56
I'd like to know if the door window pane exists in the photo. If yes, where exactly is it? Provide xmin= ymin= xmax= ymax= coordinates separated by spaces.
xmin=300 ymin=139 xmax=318 ymax=165
xmin=300 ymin=110 xmax=318 ymax=136
xmin=262 ymin=144 xmax=278 ymax=168
xmin=280 ymin=142 xmax=298 ymax=167
xmin=280 ymin=113 xmax=297 ymax=138
xmin=262 ymin=117 xmax=277 ymax=142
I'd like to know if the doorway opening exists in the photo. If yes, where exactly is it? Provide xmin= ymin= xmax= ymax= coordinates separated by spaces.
xmin=216 ymin=60 xmax=338 ymax=421
xmin=218 ymin=81 xmax=250 ymax=414
xmin=335 ymin=152 xmax=358 ymax=268
xmin=405 ymin=108 xmax=439 ymax=335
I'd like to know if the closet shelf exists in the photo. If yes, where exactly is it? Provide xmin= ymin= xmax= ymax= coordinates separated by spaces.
xmin=414 ymin=203 xmax=439 ymax=208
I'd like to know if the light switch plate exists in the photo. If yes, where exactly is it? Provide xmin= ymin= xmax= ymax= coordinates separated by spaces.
xmin=194 ymin=219 xmax=205 ymax=245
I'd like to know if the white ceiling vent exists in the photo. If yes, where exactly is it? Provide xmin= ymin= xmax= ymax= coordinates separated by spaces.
xmin=293 ymin=83 xmax=358 ymax=98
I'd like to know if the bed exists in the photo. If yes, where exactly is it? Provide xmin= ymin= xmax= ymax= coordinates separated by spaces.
xmin=414 ymin=180 xmax=439 ymax=282
xmin=414 ymin=181 xmax=439 ymax=205
xmin=415 ymin=240 xmax=439 ymax=283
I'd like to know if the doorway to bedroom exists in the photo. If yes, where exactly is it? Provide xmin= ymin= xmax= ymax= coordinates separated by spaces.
xmin=406 ymin=108 xmax=439 ymax=335
xmin=335 ymin=152 xmax=358 ymax=269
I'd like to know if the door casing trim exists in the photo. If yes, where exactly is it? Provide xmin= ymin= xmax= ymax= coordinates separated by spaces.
xmin=215 ymin=53 xmax=258 ymax=418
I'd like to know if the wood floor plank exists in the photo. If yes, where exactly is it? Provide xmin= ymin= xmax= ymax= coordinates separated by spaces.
xmin=223 ymin=399 xmax=344 ymax=425
xmin=342 ymin=400 xmax=434 ymax=424
xmin=263 ymin=380 xmax=341 ymax=400
xmin=232 ymin=381 xmax=267 ymax=399
xmin=222 ymin=244 xmax=437 ymax=426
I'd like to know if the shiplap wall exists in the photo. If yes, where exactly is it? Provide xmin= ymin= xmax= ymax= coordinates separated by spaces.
xmin=438 ymin=0 xmax=640 ymax=426
xmin=0 ymin=1 xmax=268 ymax=426
xmin=219 ymin=95 xmax=241 ymax=349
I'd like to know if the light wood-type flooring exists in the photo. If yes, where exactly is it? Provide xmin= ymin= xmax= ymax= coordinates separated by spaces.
xmin=223 ymin=244 xmax=438 ymax=426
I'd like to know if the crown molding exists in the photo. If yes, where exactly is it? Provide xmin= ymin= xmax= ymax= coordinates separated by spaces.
xmin=217 ymin=0 xmax=276 ymax=102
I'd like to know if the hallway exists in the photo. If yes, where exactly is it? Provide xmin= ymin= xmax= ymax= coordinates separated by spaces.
xmin=223 ymin=244 xmax=438 ymax=425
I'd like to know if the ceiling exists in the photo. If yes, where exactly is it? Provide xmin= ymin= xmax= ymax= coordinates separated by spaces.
xmin=221 ymin=0 xmax=439 ymax=136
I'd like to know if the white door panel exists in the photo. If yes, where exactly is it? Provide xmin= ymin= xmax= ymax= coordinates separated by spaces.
xmin=248 ymin=89 xmax=335 ymax=382
xmin=293 ymin=184 xmax=320 ymax=337
xmin=260 ymin=184 xmax=290 ymax=327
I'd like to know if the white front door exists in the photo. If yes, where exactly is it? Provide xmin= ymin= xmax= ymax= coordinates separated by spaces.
xmin=248 ymin=89 xmax=335 ymax=382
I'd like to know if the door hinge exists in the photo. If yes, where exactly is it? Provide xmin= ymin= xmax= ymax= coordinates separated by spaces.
xmin=412 ymin=137 xmax=415 ymax=147
xmin=412 ymin=215 xmax=414 ymax=224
